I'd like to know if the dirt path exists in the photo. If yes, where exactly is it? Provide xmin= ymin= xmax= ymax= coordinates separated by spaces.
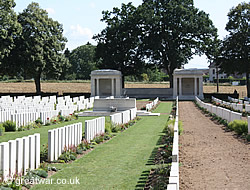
xmin=179 ymin=101 xmax=250 ymax=190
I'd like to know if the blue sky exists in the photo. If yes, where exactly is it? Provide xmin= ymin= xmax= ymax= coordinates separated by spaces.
xmin=15 ymin=0 xmax=245 ymax=69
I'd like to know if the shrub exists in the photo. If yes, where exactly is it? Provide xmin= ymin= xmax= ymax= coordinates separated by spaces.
xmin=58 ymin=151 xmax=76 ymax=162
xmin=3 ymin=120 xmax=16 ymax=132
xmin=165 ymin=119 xmax=183 ymax=136
xmin=165 ymin=119 xmax=174 ymax=137
xmin=58 ymin=115 xmax=65 ymax=122
xmin=228 ymin=120 xmax=248 ymax=135
xmin=32 ymin=169 xmax=48 ymax=178
xmin=35 ymin=118 xmax=43 ymax=125
xmin=105 ymin=121 xmax=112 ymax=134
xmin=0 ymin=124 xmax=5 ymax=136
xmin=247 ymin=134 xmax=250 ymax=142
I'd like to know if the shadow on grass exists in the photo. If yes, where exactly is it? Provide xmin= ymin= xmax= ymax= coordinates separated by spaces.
xmin=156 ymin=134 xmax=164 ymax=146
xmin=135 ymin=133 xmax=167 ymax=190
xmin=135 ymin=170 xmax=150 ymax=190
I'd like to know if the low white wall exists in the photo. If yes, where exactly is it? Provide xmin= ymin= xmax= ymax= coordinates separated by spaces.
xmin=0 ymin=133 xmax=40 ymax=180
xmin=167 ymin=96 xmax=179 ymax=190
xmin=197 ymin=97 xmax=242 ymax=123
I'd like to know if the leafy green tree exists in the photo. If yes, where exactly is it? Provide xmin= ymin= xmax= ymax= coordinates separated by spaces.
xmin=68 ymin=43 xmax=97 ymax=80
xmin=95 ymin=0 xmax=218 ymax=87
xmin=4 ymin=2 xmax=69 ymax=93
xmin=140 ymin=0 xmax=218 ymax=87
xmin=0 ymin=0 xmax=21 ymax=62
xmin=94 ymin=3 xmax=146 ymax=87
xmin=217 ymin=2 xmax=250 ymax=97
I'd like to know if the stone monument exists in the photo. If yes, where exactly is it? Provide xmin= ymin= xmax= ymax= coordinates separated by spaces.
xmin=90 ymin=69 xmax=122 ymax=97
xmin=173 ymin=69 xmax=204 ymax=100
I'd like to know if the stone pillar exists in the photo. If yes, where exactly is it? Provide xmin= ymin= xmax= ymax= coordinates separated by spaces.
xmin=173 ymin=76 xmax=177 ymax=97
xmin=179 ymin=77 xmax=182 ymax=96
xmin=116 ymin=76 xmax=121 ymax=97
xmin=199 ymin=76 xmax=203 ymax=97
xmin=111 ymin=78 xmax=115 ymax=96
xmin=194 ymin=77 xmax=197 ymax=96
xmin=96 ymin=78 xmax=100 ymax=96
xmin=91 ymin=77 xmax=95 ymax=96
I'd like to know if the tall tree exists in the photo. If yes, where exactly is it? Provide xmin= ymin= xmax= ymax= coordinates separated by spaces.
xmin=5 ymin=2 xmax=69 ymax=93
xmin=140 ymin=0 xmax=218 ymax=87
xmin=217 ymin=2 xmax=250 ymax=97
xmin=68 ymin=43 xmax=97 ymax=80
xmin=94 ymin=3 xmax=146 ymax=87
xmin=0 ymin=0 xmax=21 ymax=62
xmin=95 ymin=0 xmax=218 ymax=87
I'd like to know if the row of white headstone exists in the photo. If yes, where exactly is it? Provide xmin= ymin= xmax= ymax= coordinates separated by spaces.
xmin=0 ymin=134 xmax=40 ymax=181
xmin=48 ymin=122 xmax=83 ymax=162
xmin=0 ymin=95 xmax=96 ymax=128
xmin=146 ymin=97 xmax=159 ymax=111
xmin=110 ymin=108 xmax=137 ymax=125
xmin=228 ymin=96 xmax=250 ymax=105
xmin=168 ymin=96 xmax=179 ymax=190
xmin=212 ymin=96 xmax=250 ymax=113
xmin=85 ymin=117 xmax=105 ymax=142
xmin=197 ymin=97 xmax=242 ymax=123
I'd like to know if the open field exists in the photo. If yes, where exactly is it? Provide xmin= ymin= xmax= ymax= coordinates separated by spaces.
xmin=0 ymin=81 xmax=247 ymax=98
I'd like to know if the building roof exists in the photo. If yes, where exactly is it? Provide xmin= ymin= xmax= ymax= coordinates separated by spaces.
xmin=173 ymin=68 xmax=204 ymax=75
xmin=91 ymin=69 xmax=122 ymax=76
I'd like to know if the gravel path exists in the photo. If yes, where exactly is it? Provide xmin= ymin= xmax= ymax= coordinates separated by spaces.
xmin=179 ymin=101 xmax=250 ymax=190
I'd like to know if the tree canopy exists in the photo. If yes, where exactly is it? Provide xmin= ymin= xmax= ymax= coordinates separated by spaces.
xmin=0 ymin=0 xmax=21 ymax=62
xmin=94 ymin=3 xmax=146 ymax=86
xmin=95 ymin=0 xmax=218 ymax=87
xmin=217 ymin=2 xmax=250 ymax=97
xmin=3 ymin=2 xmax=69 ymax=93
xmin=67 ymin=43 xmax=97 ymax=80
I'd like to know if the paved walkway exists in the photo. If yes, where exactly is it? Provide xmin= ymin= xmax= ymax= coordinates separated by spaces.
xmin=179 ymin=101 xmax=250 ymax=190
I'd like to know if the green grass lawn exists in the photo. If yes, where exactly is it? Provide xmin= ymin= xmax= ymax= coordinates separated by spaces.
xmin=32 ymin=102 xmax=172 ymax=190
xmin=0 ymin=117 xmax=96 ymax=149
xmin=153 ymin=101 xmax=173 ymax=113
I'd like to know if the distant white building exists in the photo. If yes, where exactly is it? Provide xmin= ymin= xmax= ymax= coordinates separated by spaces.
xmin=208 ymin=62 xmax=227 ymax=82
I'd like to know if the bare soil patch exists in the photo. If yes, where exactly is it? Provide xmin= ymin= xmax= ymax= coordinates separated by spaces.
xmin=136 ymin=101 xmax=151 ymax=110
xmin=0 ymin=82 xmax=246 ymax=98
xmin=179 ymin=101 xmax=250 ymax=190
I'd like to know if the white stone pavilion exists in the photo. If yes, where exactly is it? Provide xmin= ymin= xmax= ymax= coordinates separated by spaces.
xmin=173 ymin=69 xmax=204 ymax=100
xmin=90 ymin=69 xmax=122 ymax=97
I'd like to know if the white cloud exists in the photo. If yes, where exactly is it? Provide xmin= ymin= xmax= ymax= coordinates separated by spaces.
xmin=46 ymin=8 xmax=55 ymax=15
xmin=69 ymin=24 xmax=93 ymax=39
xmin=66 ymin=24 xmax=96 ymax=50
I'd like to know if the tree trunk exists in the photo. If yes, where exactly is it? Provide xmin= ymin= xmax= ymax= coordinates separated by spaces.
xmin=35 ymin=73 xmax=41 ymax=95
xmin=246 ymin=71 xmax=250 ymax=98
xmin=169 ymin=72 xmax=173 ymax=88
